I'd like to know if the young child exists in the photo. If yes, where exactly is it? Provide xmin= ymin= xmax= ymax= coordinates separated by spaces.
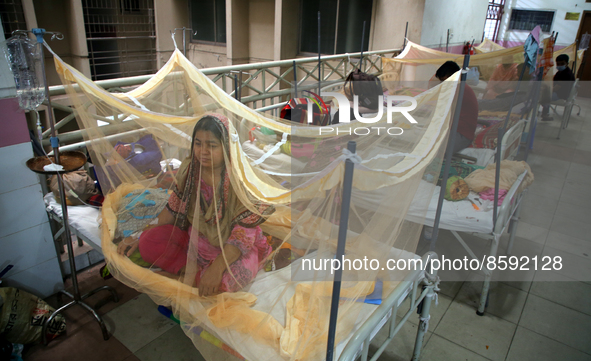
xmin=541 ymin=54 xmax=576 ymax=121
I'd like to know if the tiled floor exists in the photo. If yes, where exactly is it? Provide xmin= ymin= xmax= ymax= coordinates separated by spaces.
xmin=22 ymin=99 xmax=591 ymax=361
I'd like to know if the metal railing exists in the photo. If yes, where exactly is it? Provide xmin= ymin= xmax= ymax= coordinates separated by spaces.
xmin=43 ymin=48 xmax=400 ymax=147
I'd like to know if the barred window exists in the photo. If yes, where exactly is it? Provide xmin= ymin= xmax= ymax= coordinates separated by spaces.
xmin=508 ymin=9 xmax=555 ymax=33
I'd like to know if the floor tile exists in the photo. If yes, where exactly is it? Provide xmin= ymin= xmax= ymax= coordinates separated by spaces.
xmin=567 ymin=163 xmax=591 ymax=183
xmin=559 ymin=179 xmax=591 ymax=209
xmin=518 ymin=207 xmax=555 ymax=230
xmin=531 ymin=270 xmax=591 ymax=316
xmin=520 ymin=193 xmax=559 ymax=218
xmin=434 ymin=301 xmax=516 ymax=361
xmin=455 ymin=274 xmax=528 ymax=324
xmin=43 ymin=263 xmax=140 ymax=335
xmin=396 ymin=293 xmax=452 ymax=329
xmin=519 ymin=294 xmax=591 ymax=354
xmin=555 ymin=200 xmax=591 ymax=222
xmin=572 ymin=149 xmax=591 ymax=166
xmin=134 ymin=325 xmax=205 ymax=361
xmin=550 ymin=214 xmax=591 ymax=241
xmin=369 ymin=316 xmax=433 ymax=361
xmin=524 ymin=174 xmax=565 ymax=201
xmin=103 ymin=294 xmax=177 ymax=353
xmin=506 ymin=326 xmax=591 ymax=361
xmin=420 ymin=334 xmax=492 ymax=361
xmin=527 ymin=154 xmax=572 ymax=178
xmin=23 ymin=317 xmax=134 ymax=361
xmin=495 ymin=237 xmax=543 ymax=290
xmin=530 ymin=141 xmax=575 ymax=163
xmin=541 ymin=247 xmax=591 ymax=283
xmin=545 ymin=230 xmax=591 ymax=260
xmin=437 ymin=280 xmax=465 ymax=298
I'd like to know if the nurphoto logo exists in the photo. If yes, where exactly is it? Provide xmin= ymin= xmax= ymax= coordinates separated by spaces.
xmin=316 ymin=92 xmax=418 ymax=135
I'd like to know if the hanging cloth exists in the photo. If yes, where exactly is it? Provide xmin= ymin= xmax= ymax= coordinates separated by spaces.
xmin=538 ymin=36 xmax=555 ymax=78
xmin=524 ymin=26 xmax=541 ymax=74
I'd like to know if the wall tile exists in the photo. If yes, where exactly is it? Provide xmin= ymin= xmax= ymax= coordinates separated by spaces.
xmin=0 ymin=184 xmax=49 ymax=238
xmin=2 ymin=257 xmax=64 ymax=298
xmin=0 ymin=222 xmax=57 ymax=276
xmin=0 ymin=142 xmax=40 ymax=195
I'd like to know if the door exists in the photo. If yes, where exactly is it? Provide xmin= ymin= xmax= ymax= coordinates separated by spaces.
xmin=576 ymin=11 xmax=591 ymax=97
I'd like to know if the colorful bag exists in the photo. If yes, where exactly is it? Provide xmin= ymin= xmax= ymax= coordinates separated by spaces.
xmin=114 ymin=134 xmax=162 ymax=177
xmin=280 ymin=91 xmax=331 ymax=126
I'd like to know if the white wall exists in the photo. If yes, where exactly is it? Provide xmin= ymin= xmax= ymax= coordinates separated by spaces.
xmin=498 ymin=0 xmax=591 ymax=45
xmin=420 ymin=0 xmax=489 ymax=48
xmin=0 ymin=21 xmax=64 ymax=298
xmin=372 ymin=0 xmax=426 ymax=50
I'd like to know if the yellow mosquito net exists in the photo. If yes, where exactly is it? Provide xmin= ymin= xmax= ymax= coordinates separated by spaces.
xmin=474 ymin=38 xmax=505 ymax=54
xmin=48 ymin=42 xmax=460 ymax=360
xmin=382 ymin=40 xmax=583 ymax=84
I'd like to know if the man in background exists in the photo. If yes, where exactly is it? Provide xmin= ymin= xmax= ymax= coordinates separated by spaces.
xmin=436 ymin=61 xmax=479 ymax=154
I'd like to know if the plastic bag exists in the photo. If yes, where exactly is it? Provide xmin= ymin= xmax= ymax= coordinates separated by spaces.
xmin=0 ymin=288 xmax=66 ymax=344
xmin=50 ymin=169 xmax=98 ymax=206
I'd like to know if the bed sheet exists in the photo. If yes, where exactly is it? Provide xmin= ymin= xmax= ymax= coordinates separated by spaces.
xmin=351 ymin=180 xmax=496 ymax=234
xmin=44 ymin=192 xmax=102 ymax=249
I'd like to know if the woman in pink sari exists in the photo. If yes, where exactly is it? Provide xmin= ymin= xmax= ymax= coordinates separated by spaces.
xmin=117 ymin=114 xmax=274 ymax=297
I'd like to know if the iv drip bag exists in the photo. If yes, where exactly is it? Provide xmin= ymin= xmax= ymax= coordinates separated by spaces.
xmin=2 ymin=35 xmax=46 ymax=111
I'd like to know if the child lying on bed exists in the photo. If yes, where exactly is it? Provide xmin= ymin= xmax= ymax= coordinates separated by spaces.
xmin=117 ymin=114 xmax=275 ymax=297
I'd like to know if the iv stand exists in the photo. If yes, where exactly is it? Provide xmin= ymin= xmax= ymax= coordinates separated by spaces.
xmin=15 ymin=28 xmax=119 ymax=344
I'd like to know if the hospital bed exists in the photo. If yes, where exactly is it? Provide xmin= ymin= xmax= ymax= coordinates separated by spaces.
xmin=241 ymin=101 xmax=528 ymax=317
xmin=351 ymin=169 xmax=528 ymax=315
xmin=43 ymin=186 xmax=440 ymax=361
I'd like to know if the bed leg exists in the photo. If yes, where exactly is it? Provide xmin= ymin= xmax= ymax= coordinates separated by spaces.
xmin=507 ymin=202 xmax=523 ymax=256
xmin=412 ymin=253 xmax=439 ymax=361
xmin=412 ymin=287 xmax=434 ymax=361
xmin=478 ymin=234 xmax=500 ymax=315
xmin=76 ymin=235 xmax=84 ymax=247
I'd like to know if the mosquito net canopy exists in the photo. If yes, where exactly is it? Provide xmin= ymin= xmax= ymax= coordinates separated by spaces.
xmin=382 ymin=40 xmax=583 ymax=84
xmin=48 ymin=42 xmax=460 ymax=360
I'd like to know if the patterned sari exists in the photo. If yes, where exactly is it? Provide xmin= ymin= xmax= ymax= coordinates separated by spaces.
xmin=138 ymin=113 xmax=274 ymax=292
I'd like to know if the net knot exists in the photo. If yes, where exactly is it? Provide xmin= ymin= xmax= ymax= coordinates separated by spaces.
xmin=342 ymin=149 xmax=362 ymax=164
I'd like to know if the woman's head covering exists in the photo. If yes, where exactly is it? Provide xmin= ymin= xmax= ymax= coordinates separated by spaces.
xmin=167 ymin=113 xmax=274 ymax=247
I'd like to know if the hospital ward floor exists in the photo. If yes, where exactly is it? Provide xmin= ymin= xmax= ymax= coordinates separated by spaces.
xmin=24 ymin=101 xmax=591 ymax=361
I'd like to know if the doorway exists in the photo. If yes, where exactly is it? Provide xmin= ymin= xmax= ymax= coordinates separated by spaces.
xmin=576 ymin=11 xmax=591 ymax=97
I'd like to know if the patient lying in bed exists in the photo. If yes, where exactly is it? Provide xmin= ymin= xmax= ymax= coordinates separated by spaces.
xmin=116 ymin=114 xmax=274 ymax=297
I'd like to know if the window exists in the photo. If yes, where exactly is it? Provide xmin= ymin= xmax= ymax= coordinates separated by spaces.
xmin=190 ymin=0 xmax=226 ymax=44
xmin=299 ymin=0 xmax=373 ymax=55
xmin=0 ymin=0 xmax=27 ymax=40
xmin=120 ymin=0 xmax=140 ymax=13
xmin=483 ymin=0 xmax=505 ymax=42
xmin=508 ymin=9 xmax=555 ymax=33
